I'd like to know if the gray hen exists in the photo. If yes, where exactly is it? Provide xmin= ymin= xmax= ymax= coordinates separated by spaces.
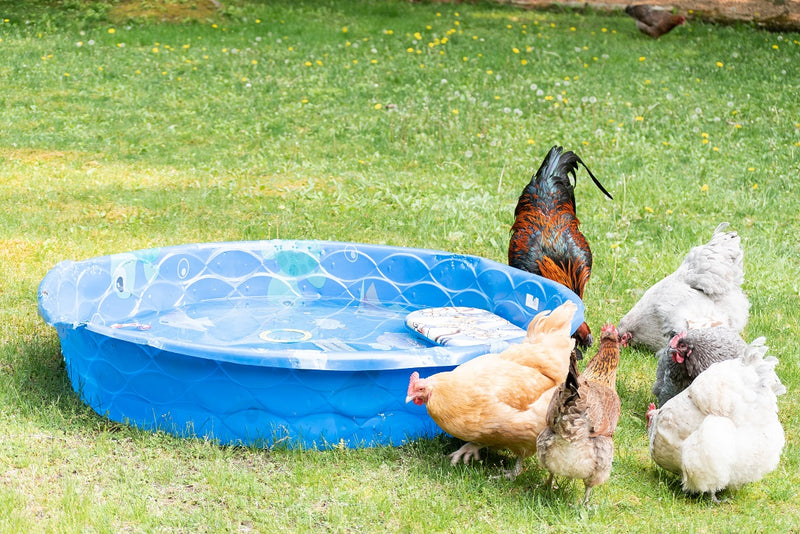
xmin=619 ymin=223 xmax=749 ymax=352
xmin=652 ymin=326 xmax=747 ymax=406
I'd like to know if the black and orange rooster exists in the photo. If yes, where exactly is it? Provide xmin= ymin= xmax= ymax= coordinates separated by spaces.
xmin=508 ymin=146 xmax=612 ymax=350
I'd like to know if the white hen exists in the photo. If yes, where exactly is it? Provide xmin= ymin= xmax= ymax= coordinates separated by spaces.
xmin=646 ymin=338 xmax=786 ymax=502
xmin=618 ymin=222 xmax=750 ymax=352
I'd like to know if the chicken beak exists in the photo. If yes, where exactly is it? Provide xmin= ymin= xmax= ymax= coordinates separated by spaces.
xmin=405 ymin=395 xmax=413 ymax=404
xmin=668 ymin=347 xmax=684 ymax=364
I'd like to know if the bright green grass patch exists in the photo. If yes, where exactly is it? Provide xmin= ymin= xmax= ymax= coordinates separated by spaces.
xmin=1 ymin=0 xmax=799 ymax=531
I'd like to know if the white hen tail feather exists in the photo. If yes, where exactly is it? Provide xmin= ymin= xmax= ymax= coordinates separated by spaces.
xmin=737 ymin=337 xmax=786 ymax=397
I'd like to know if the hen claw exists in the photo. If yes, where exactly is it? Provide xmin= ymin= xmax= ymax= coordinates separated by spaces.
xmin=491 ymin=457 xmax=523 ymax=480
xmin=448 ymin=442 xmax=483 ymax=465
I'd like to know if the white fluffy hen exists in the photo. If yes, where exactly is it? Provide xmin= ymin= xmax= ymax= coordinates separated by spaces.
xmin=618 ymin=223 xmax=750 ymax=352
xmin=646 ymin=338 xmax=786 ymax=502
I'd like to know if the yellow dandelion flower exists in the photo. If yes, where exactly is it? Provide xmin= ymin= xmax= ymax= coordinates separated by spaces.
xmin=748 ymin=167 xmax=755 ymax=172
xmin=527 ymin=139 xmax=535 ymax=144
xmin=752 ymin=183 xmax=758 ymax=190
xmin=374 ymin=103 xmax=382 ymax=110
xmin=304 ymin=61 xmax=312 ymax=67
xmin=639 ymin=56 xmax=646 ymax=62
xmin=152 ymin=47 xmax=159 ymax=53
xmin=635 ymin=116 xmax=644 ymax=121
xmin=645 ymin=206 xmax=654 ymax=213
xmin=521 ymin=59 xmax=528 ymax=65
xmin=716 ymin=61 xmax=724 ymax=67
xmin=667 ymin=209 xmax=674 ymax=214
xmin=512 ymin=47 xmax=520 ymax=54
xmin=452 ymin=109 xmax=459 ymax=115
xmin=772 ymin=44 xmax=778 ymax=49
xmin=701 ymin=184 xmax=709 ymax=192
xmin=108 ymin=28 xmax=116 ymax=34
xmin=342 ymin=27 xmax=348 ymax=33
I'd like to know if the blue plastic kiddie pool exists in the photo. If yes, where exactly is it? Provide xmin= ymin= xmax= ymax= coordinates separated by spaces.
xmin=38 ymin=240 xmax=583 ymax=448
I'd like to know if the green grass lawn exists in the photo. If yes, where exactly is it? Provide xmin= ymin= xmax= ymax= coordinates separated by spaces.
xmin=1 ymin=0 xmax=799 ymax=531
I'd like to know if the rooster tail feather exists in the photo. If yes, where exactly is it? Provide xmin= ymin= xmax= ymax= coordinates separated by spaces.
xmin=533 ymin=145 xmax=613 ymax=202
xmin=532 ymin=146 xmax=576 ymax=207
xmin=575 ymin=153 xmax=614 ymax=200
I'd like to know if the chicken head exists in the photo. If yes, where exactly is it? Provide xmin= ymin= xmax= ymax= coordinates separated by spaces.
xmin=668 ymin=331 xmax=691 ymax=364
xmin=406 ymin=371 xmax=430 ymax=406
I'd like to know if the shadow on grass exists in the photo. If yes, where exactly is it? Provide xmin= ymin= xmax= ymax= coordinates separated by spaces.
xmin=0 ymin=329 xmax=111 ymax=432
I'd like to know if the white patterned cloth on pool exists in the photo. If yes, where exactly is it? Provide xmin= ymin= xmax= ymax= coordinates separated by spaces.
xmin=405 ymin=307 xmax=526 ymax=347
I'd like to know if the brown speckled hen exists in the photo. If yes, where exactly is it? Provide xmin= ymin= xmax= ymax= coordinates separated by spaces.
xmin=537 ymin=323 xmax=621 ymax=505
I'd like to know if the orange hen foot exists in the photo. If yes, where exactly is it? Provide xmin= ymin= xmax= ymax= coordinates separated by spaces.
xmin=448 ymin=442 xmax=483 ymax=465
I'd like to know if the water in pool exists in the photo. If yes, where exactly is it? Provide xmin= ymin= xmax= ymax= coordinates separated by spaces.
xmin=104 ymin=297 xmax=433 ymax=353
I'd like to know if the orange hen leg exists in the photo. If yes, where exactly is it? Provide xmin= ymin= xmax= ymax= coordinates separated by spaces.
xmin=448 ymin=442 xmax=483 ymax=465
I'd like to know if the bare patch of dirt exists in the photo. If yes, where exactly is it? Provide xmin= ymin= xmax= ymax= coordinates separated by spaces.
xmin=500 ymin=0 xmax=800 ymax=31
xmin=109 ymin=0 xmax=223 ymax=24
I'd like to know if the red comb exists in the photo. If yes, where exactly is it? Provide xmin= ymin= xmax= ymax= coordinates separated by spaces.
xmin=669 ymin=331 xmax=686 ymax=349
xmin=407 ymin=371 xmax=420 ymax=395
xmin=601 ymin=323 xmax=617 ymax=335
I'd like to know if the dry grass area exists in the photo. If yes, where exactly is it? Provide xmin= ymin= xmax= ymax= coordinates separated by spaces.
xmin=108 ymin=0 xmax=222 ymax=23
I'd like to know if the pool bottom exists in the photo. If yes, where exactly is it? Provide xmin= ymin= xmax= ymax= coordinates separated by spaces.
xmin=97 ymin=297 xmax=432 ymax=355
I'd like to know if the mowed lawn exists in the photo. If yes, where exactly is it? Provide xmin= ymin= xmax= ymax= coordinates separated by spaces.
xmin=0 ymin=1 xmax=798 ymax=531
